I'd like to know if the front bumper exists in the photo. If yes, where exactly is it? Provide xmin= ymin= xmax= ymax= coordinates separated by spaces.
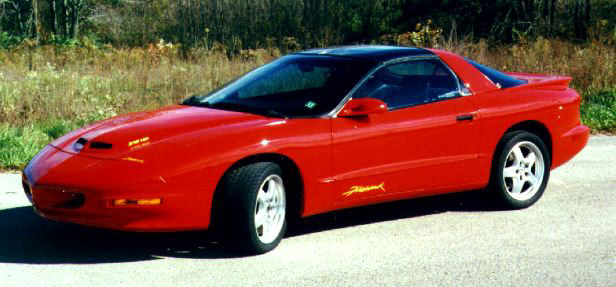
xmin=22 ymin=145 xmax=212 ymax=232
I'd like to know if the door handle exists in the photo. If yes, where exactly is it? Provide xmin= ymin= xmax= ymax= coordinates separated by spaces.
xmin=456 ymin=114 xmax=474 ymax=121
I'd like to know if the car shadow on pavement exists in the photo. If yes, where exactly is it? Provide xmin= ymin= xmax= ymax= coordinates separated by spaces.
xmin=0 ymin=206 xmax=245 ymax=264
xmin=287 ymin=189 xmax=502 ymax=237
xmin=0 ymin=190 xmax=501 ymax=264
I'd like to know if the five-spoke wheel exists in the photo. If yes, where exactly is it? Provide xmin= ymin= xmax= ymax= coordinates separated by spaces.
xmin=254 ymin=175 xmax=286 ymax=244
xmin=219 ymin=162 xmax=288 ymax=254
xmin=502 ymin=141 xmax=545 ymax=201
xmin=491 ymin=131 xmax=551 ymax=209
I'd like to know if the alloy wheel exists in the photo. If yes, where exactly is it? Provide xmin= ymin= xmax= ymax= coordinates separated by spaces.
xmin=502 ymin=141 xmax=545 ymax=201
xmin=254 ymin=174 xmax=286 ymax=244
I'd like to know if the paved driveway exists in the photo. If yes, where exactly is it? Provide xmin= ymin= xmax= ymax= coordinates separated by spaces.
xmin=0 ymin=137 xmax=614 ymax=286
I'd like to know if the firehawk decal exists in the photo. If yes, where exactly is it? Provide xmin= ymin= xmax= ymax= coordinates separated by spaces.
xmin=343 ymin=182 xmax=386 ymax=197
xmin=128 ymin=136 xmax=150 ymax=147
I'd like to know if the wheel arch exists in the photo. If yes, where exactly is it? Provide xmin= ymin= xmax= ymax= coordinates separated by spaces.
xmin=503 ymin=120 xmax=552 ymax=159
xmin=492 ymin=120 xmax=553 ymax=172
xmin=210 ymin=153 xmax=304 ymax=229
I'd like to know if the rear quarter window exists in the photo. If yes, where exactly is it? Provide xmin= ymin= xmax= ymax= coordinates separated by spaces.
xmin=467 ymin=59 xmax=527 ymax=89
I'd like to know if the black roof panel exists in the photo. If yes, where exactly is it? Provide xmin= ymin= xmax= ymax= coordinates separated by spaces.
xmin=296 ymin=45 xmax=434 ymax=62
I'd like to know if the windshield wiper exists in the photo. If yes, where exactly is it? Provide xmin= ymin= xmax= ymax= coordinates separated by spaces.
xmin=207 ymin=102 xmax=288 ymax=118
xmin=265 ymin=110 xmax=288 ymax=119
xmin=185 ymin=99 xmax=288 ymax=119
xmin=182 ymin=95 xmax=211 ymax=107
xmin=181 ymin=95 xmax=198 ymax=105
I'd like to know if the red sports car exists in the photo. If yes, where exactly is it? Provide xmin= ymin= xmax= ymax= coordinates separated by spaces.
xmin=23 ymin=46 xmax=589 ymax=254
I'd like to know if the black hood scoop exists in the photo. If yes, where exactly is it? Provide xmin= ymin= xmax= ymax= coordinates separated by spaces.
xmin=73 ymin=138 xmax=113 ymax=151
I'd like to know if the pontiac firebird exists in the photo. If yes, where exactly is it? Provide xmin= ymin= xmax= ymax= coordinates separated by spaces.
xmin=23 ymin=46 xmax=589 ymax=254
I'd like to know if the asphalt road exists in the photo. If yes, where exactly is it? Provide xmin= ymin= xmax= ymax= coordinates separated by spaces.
xmin=0 ymin=137 xmax=614 ymax=287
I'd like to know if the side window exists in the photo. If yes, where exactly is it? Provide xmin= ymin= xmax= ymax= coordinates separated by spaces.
xmin=353 ymin=59 xmax=460 ymax=110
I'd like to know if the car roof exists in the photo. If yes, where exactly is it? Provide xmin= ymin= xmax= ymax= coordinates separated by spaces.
xmin=295 ymin=45 xmax=435 ymax=62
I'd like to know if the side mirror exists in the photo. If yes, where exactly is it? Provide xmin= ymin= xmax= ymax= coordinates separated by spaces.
xmin=339 ymin=98 xmax=388 ymax=117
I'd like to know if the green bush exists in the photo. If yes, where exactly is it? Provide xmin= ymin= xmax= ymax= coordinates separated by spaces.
xmin=0 ymin=124 xmax=51 ymax=170
xmin=581 ymin=89 xmax=616 ymax=132
xmin=0 ymin=32 xmax=25 ymax=49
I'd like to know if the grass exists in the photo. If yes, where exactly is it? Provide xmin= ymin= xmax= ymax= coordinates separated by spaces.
xmin=0 ymin=40 xmax=615 ymax=170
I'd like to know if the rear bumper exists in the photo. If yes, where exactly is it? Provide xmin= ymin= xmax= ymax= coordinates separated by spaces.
xmin=551 ymin=124 xmax=589 ymax=169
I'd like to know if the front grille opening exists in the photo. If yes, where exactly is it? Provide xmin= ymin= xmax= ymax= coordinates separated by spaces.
xmin=51 ymin=193 xmax=85 ymax=209
xmin=89 ymin=142 xmax=113 ymax=149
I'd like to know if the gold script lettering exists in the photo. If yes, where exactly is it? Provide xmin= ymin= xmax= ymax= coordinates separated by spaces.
xmin=343 ymin=182 xmax=385 ymax=197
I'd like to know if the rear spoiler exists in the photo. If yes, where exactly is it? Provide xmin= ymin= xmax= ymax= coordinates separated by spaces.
xmin=505 ymin=72 xmax=572 ymax=90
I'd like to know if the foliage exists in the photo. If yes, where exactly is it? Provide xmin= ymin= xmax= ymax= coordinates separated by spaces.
xmin=581 ymin=89 xmax=616 ymax=132
xmin=379 ymin=20 xmax=443 ymax=47
xmin=0 ymin=1 xmax=614 ymax=171
xmin=0 ymin=123 xmax=52 ymax=169
xmin=2 ymin=0 xmax=615 ymax=50
xmin=0 ymin=32 xmax=25 ymax=49
xmin=0 ymin=39 xmax=614 ymax=170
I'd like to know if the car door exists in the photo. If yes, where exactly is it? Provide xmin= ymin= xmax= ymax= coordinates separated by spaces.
xmin=331 ymin=58 xmax=481 ymax=202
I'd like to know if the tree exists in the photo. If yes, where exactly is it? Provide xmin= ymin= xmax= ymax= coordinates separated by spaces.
xmin=0 ymin=0 xmax=610 ymax=48
xmin=67 ymin=0 xmax=83 ymax=38
xmin=31 ymin=0 xmax=40 ymax=43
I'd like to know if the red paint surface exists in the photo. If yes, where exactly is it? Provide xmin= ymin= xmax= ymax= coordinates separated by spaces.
xmin=23 ymin=50 xmax=589 ymax=232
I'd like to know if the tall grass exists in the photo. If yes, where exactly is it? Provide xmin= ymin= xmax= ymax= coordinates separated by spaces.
xmin=0 ymin=40 xmax=614 ymax=170
xmin=440 ymin=38 xmax=615 ymax=92
xmin=0 ymin=44 xmax=276 ymax=127
xmin=441 ymin=38 xmax=616 ymax=135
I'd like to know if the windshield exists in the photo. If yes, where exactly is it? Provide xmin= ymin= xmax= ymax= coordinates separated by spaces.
xmin=183 ymin=55 xmax=375 ymax=117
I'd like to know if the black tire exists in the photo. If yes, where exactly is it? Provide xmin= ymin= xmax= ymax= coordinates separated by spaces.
xmin=490 ymin=131 xmax=551 ymax=209
xmin=219 ymin=162 xmax=287 ymax=254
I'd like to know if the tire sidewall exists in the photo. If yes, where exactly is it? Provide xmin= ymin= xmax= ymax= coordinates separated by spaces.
xmin=243 ymin=164 xmax=287 ymax=253
xmin=222 ymin=162 xmax=288 ymax=254
xmin=493 ymin=132 xmax=551 ymax=209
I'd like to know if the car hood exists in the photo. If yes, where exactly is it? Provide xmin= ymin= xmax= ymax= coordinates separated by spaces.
xmin=49 ymin=105 xmax=268 ymax=159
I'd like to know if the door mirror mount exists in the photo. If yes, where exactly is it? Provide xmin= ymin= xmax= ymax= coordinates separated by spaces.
xmin=460 ymin=83 xmax=473 ymax=97
xmin=338 ymin=98 xmax=388 ymax=118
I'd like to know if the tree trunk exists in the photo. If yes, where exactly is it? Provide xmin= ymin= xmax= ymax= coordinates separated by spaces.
xmin=32 ymin=0 xmax=40 ymax=43
xmin=573 ymin=0 xmax=586 ymax=39
xmin=61 ymin=0 xmax=68 ymax=38
xmin=47 ymin=0 xmax=57 ymax=35
xmin=524 ymin=0 xmax=534 ymax=21
xmin=584 ymin=0 xmax=591 ymax=33
xmin=549 ymin=0 xmax=555 ymax=36
xmin=11 ymin=1 xmax=25 ymax=35
xmin=69 ymin=1 xmax=79 ymax=38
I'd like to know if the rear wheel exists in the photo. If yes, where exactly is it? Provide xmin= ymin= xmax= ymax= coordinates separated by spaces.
xmin=220 ymin=162 xmax=287 ymax=254
xmin=490 ymin=131 xmax=551 ymax=209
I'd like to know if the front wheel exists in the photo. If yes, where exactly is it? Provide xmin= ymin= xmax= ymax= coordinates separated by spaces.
xmin=490 ymin=131 xmax=551 ymax=209
xmin=220 ymin=162 xmax=287 ymax=254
